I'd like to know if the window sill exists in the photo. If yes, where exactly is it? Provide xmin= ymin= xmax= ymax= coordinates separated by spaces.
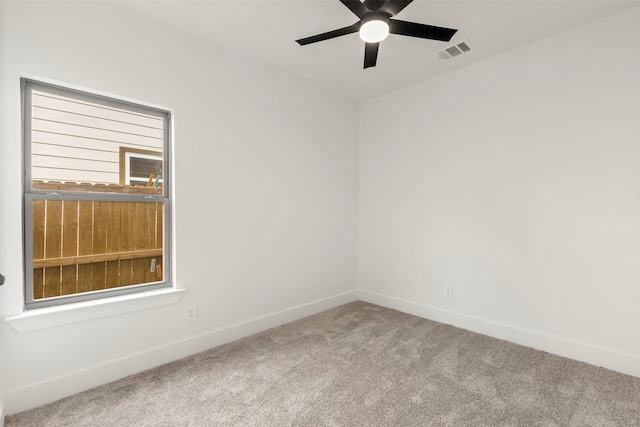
xmin=5 ymin=288 xmax=185 ymax=333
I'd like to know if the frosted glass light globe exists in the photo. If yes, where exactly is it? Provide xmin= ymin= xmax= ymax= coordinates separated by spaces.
xmin=359 ymin=20 xmax=389 ymax=43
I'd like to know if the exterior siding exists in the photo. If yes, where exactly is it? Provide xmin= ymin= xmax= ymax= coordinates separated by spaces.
xmin=31 ymin=90 xmax=164 ymax=185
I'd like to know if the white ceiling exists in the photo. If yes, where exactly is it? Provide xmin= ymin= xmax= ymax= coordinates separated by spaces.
xmin=117 ymin=0 xmax=640 ymax=102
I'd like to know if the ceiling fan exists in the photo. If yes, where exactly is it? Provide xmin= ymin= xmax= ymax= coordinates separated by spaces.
xmin=295 ymin=0 xmax=458 ymax=69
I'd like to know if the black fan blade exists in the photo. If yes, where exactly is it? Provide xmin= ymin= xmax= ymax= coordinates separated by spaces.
xmin=339 ymin=0 xmax=368 ymax=18
xmin=364 ymin=42 xmax=379 ymax=69
xmin=378 ymin=0 xmax=413 ymax=17
xmin=389 ymin=19 xmax=457 ymax=42
xmin=296 ymin=23 xmax=360 ymax=46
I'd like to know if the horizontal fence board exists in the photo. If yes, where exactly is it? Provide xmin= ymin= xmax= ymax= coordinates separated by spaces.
xmin=33 ymin=92 xmax=163 ymax=129
xmin=31 ymin=180 xmax=162 ymax=194
xmin=33 ymin=106 xmax=164 ymax=139
xmin=33 ymin=249 xmax=163 ymax=268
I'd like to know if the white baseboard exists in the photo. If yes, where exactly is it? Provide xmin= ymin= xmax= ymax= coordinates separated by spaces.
xmin=3 ymin=290 xmax=358 ymax=415
xmin=358 ymin=289 xmax=640 ymax=379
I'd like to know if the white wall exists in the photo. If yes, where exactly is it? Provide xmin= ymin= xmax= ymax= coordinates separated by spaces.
xmin=359 ymin=6 xmax=640 ymax=377
xmin=0 ymin=0 xmax=6 ymax=422
xmin=0 ymin=1 xmax=358 ymax=414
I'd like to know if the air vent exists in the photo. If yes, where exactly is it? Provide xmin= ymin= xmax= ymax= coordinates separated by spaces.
xmin=437 ymin=40 xmax=474 ymax=61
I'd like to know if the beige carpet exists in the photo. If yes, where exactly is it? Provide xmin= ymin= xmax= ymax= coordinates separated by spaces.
xmin=5 ymin=301 xmax=640 ymax=426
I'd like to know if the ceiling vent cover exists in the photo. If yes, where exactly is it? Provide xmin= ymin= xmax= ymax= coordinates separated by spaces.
xmin=437 ymin=40 xmax=473 ymax=61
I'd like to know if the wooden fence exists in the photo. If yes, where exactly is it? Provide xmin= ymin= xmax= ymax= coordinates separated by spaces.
xmin=32 ymin=197 xmax=163 ymax=300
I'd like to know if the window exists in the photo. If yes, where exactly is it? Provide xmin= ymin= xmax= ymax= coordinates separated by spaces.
xmin=22 ymin=79 xmax=172 ymax=309
xmin=119 ymin=147 xmax=163 ymax=186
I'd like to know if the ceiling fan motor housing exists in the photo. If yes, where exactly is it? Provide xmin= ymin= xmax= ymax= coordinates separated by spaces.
xmin=360 ymin=12 xmax=392 ymax=27
xmin=363 ymin=0 xmax=387 ymax=12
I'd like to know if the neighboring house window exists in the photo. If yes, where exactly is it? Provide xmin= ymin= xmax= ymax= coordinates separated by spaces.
xmin=119 ymin=147 xmax=163 ymax=186
xmin=22 ymin=79 xmax=172 ymax=309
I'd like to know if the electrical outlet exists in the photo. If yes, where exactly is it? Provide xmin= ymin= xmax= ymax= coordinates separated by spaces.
xmin=444 ymin=284 xmax=453 ymax=299
xmin=185 ymin=304 xmax=197 ymax=322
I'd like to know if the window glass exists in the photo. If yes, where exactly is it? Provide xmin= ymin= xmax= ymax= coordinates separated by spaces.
xmin=23 ymin=79 xmax=171 ymax=309
xmin=30 ymin=88 xmax=165 ymax=193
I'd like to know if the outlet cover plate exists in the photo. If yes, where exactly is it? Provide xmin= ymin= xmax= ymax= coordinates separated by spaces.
xmin=444 ymin=284 xmax=453 ymax=299
xmin=185 ymin=305 xmax=197 ymax=322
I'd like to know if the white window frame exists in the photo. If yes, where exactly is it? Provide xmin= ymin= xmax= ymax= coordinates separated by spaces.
xmin=22 ymin=78 xmax=173 ymax=310
xmin=124 ymin=151 xmax=163 ymax=186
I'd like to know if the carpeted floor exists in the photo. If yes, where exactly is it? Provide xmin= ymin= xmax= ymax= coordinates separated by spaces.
xmin=5 ymin=301 xmax=640 ymax=426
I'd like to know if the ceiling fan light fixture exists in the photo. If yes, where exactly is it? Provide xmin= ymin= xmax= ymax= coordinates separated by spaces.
xmin=359 ymin=20 xmax=389 ymax=43
xmin=295 ymin=0 xmax=458 ymax=69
